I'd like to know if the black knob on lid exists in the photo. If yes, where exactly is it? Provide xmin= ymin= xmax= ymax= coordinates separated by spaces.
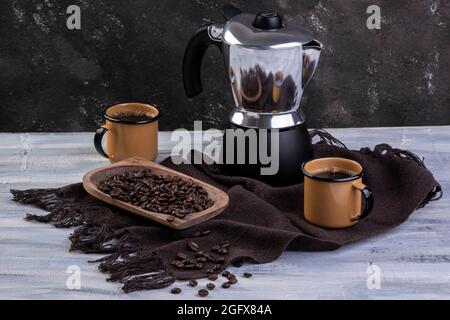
xmin=253 ymin=12 xmax=283 ymax=30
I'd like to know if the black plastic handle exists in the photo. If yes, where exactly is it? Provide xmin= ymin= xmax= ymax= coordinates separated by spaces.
xmin=182 ymin=26 xmax=222 ymax=98
xmin=94 ymin=126 xmax=109 ymax=158
xmin=223 ymin=4 xmax=242 ymax=21
xmin=359 ymin=187 xmax=374 ymax=219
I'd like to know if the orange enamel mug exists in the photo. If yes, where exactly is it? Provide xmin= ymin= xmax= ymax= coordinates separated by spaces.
xmin=94 ymin=103 xmax=161 ymax=162
xmin=302 ymin=157 xmax=374 ymax=229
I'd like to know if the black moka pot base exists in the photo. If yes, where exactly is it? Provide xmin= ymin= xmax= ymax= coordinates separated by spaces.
xmin=219 ymin=123 xmax=313 ymax=186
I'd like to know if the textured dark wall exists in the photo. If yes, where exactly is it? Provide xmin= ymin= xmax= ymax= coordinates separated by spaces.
xmin=0 ymin=0 xmax=449 ymax=131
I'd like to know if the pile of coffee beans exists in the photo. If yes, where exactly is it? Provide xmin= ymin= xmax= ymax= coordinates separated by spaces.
xmin=167 ymin=234 xmax=254 ymax=297
xmin=98 ymin=168 xmax=214 ymax=219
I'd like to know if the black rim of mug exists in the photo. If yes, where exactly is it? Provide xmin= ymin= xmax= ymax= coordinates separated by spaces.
xmin=301 ymin=160 xmax=363 ymax=183
xmin=103 ymin=103 xmax=162 ymax=124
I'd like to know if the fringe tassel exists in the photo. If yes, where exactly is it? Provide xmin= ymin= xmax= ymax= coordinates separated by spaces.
xmin=360 ymin=143 xmax=442 ymax=206
xmin=309 ymin=129 xmax=347 ymax=149
xmin=11 ymin=188 xmax=85 ymax=228
xmin=97 ymin=252 xmax=174 ymax=293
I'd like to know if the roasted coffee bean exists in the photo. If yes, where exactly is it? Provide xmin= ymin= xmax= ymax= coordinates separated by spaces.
xmin=243 ymin=272 xmax=253 ymax=278
xmin=227 ymin=274 xmax=236 ymax=280
xmin=174 ymin=261 xmax=184 ymax=268
xmin=194 ymin=263 xmax=204 ymax=269
xmin=188 ymin=279 xmax=198 ymax=287
xmin=228 ymin=277 xmax=238 ymax=285
xmin=198 ymin=289 xmax=209 ymax=297
xmin=171 ymin=287 xmax=182 ymax=294
xmin=193 ymin=231 xmax=202 ymax=237
xmin=184 ymin=263 xmax=195 ymax=269
xmin=221 ymin=282 xmax=231 ymax=289
xmin=220 ymin=240 xmax=231 ymax=247
xmin=212 ymin=245 xmax=220 ymax=252
xmin=176 ymin=252 xmax=188 ymax=261
xmin=99 ymin=169 xmax=214 ymax=218
xmin=166 ymin=216 xmax=175 ymax=223
xmin=195 ymin=251 xmax=205 ymax=257
xmin=196 ymin=257 xmax=207 ymax=263
xmin=206 ymin=283 xmax=216 ymax=290
xmin=217 ymin=248 xmax=228 ymax=255
xmin=206 ymin=269 xmax=214 ymax=274
xmin=222 ymin=271 xmax=230 ymax=277
xmin=213 ymin=264 xmax=221 ymax=271
xmin=208 ymin=274 xmax=218 ymax=281
xmin=200 ymin=230 xmax=211 ymax=236
xmin=187 ymin=241 xmax=200 ymax=252
xmin=216 ymin=257 xmax=225 ymax=264
xmin=205 ymin=255 xmax=216 ymax=262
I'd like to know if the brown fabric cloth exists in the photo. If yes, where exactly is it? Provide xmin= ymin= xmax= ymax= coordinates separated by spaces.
xmin=10 ymin=131 xmax=442 ymax=293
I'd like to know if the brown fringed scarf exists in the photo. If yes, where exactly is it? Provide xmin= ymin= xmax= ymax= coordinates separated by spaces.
xmin=11 ymin=130 xmax=442 ymax=292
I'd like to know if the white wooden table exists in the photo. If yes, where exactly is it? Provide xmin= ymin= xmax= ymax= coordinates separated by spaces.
xmin=0 ymin=127 xmax=449 ymax=300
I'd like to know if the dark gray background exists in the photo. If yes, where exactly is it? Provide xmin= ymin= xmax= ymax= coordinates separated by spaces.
xmin=0 ymin=0 xmax=449 ymax=131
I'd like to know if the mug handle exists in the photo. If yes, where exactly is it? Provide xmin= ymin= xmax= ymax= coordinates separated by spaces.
xmin=94 ymin=125 xmax=110 ymax=158
xmin=350 ymin=180 xmax=374 ymax=221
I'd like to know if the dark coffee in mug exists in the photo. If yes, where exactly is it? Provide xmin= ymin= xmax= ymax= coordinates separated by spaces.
xmin=113 ymin=110 xmax=154 ymax=123
xmin=313 ymin=169 xmax=355 ymax=180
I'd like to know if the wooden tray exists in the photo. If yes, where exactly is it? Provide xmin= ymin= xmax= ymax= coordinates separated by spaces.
xmin=82 ymin=157 xmax=229 ymax=230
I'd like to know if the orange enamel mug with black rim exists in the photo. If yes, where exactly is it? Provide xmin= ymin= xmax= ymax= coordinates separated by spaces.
xmin=302 ymin=157 xmax=374 ymax=229
xmin=94 ymin=103 xmax=161 ymax=162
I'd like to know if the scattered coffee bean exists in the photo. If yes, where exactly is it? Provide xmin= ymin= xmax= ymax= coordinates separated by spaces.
xmin=173 ymin=261 xmax=184 ymax=268
xmin=206 ymin=269 xmax=214 ymax=274
xmin=243 ymin=272 xmax=253 ymax=278
xmin=187 ymin=241 xmax=200 ymax=252
xmin=206 ymin=283 xmax=216 ymax=290
xmin=217 ymin=248 xmax=228 ymax=255
xmin=228 ymin=277 xmax=238 ymax=285
xmin=208 ymin=274 xmax=218 ymax=281
xmin=99 ymin=169 xmax=214 ymax=218
xmin=213 ymin=264 xmax=221 ymax=271
xmin=184 ymin=263 xmax=195 ymax=269
xmin=221 ymin=282 xmax=231 ymax=289
xmin=198 ymin=289 xmax=209 ymax=297
xmin=171 ymin=287 xmax=182 ymax=294
xmin=222 ymin=271 xmax=230 ymax=277
xmin=196 ymin=257 xmax=207 ymax=263
xmin=227 ymin=274 xmax=236 ymax=280
xmin=166 ymin=216 xmax=175 ymax=223
xmin=188 ymin=279 xmax=198 ymax=287
xmin=212 ymin=245 xmax=220 ymax=251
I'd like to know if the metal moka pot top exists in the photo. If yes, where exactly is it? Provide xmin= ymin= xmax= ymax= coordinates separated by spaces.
xmin=183 ymin=6 xmax=322 ymax=129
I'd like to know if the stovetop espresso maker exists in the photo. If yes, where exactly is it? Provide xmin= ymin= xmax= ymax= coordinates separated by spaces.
xmin=183 ymin=5 xmax=322 ymax=184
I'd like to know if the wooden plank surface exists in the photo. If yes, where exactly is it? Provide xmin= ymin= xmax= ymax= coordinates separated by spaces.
xmin=0 ymin=127 xmax=449 ymax=299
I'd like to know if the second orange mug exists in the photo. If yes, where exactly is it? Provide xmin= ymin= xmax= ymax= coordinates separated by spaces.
xmin=94 ymin=102 xmax=160 ymax=162
xmin=302 ymin=157 xmax=374 ymax=229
